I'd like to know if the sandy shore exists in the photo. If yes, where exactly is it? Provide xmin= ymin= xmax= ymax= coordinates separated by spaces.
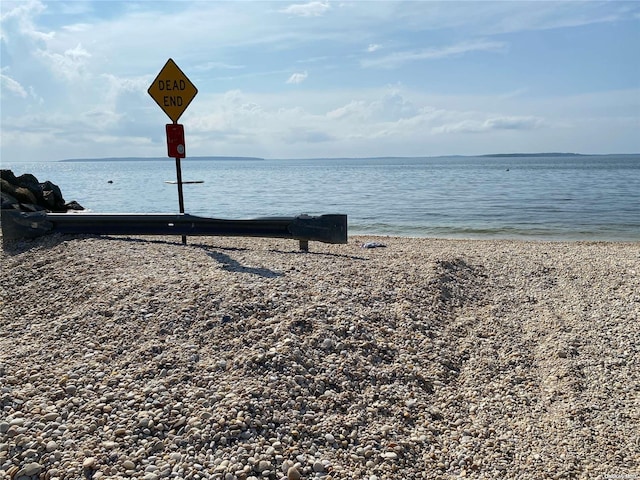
xmin=1 ymin=234 xmax=639 ymax=480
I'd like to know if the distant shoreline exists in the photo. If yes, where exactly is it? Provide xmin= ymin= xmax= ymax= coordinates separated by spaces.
xmin=58 ymin=156 xmax=266 ymax=162
xmin=57 ymin=153 xmax=638 ymax=162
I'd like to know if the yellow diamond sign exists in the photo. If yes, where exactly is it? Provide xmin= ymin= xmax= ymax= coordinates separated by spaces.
xmin=148 ymin=58 xmax=198 ymax=123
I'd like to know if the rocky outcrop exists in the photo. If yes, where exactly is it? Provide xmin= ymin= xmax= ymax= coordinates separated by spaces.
xmin=0 ymin=170 xmax=84 ymax=213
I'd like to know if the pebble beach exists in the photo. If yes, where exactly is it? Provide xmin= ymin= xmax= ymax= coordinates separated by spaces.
xmin=1 ymin=234 xmax=638 ymax=480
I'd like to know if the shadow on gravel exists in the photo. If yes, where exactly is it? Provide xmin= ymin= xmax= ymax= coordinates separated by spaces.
xmin=268 ymin=248 xmax=368 ymax=261
xmin=205 ymin=250 xmax=283 ymax=278
xmin=1 ymin=232 xmax=77 ymax=255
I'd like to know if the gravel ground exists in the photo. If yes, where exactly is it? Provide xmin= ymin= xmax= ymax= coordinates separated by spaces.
xmin=1 ymin=234 xmax=639 ymax=480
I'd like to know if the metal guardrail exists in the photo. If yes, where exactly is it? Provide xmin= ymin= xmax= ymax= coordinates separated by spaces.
xmin=1 ymin=210 xmax=347 ymax=250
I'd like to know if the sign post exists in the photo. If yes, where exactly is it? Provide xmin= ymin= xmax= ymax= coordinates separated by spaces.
xmin=148 ymin=58 xmax=198 ymax=244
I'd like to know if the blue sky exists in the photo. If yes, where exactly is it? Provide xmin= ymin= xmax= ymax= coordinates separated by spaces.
xmin=1 ymin=0 xmax=639 ymax=162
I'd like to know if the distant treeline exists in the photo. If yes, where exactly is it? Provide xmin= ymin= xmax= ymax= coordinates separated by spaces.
xmin=480 ymin=153 xmax=586 ymax=158
xmin=58 ymin=153 xmax=635 ymax=162
xmin=59 ymin=156 xmax=265 ymax=162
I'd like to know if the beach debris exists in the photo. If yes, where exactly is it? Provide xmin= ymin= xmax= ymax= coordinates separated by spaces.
xmin=361 ymin=241 xmax=387 ymax=248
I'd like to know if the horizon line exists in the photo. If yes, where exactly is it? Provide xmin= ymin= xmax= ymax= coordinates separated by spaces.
xmin=52 ymin=152 xmax=639 ymax=162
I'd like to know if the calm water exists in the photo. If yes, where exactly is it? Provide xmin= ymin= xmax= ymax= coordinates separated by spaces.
xmin=3 ymin=155 xmax=640 ymax=241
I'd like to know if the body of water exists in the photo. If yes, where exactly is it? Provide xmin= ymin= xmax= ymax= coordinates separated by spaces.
xmin=3 ymin=155 xmax=640 ymax=241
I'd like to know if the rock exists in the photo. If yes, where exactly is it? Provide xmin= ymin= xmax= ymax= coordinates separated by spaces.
xmin=83 ymin=457 xmax=97 ymax=469
xmin=321 ymin=338 xmax=335 ymax=350
xmin=312 ymin=461 xmax=325 ymax=473
xmin=123 ymin=459 xmax=136 ymax=470
xmin=1 ymin=189 xmax=19 ymax=209
xmin=14 ymin=186 xmax=38 ymax=205
xmin=40 ymin=180 xmax=64 ymax=209
xmin=281 ymin=460 xmax=294 ymax=474
xmin=0 ymin=169 xmax=83 ymax=213
xmin=43 ymin=412 xmax=59 ymax=422
xmin=0 ymin=169 xmax=18 ymax=184
xmin=287 ymin=466 xmax=301 ymax=480
xmin=65 ymin=200 xmax=84 ymax=211
xmin=257 ymin=460 xmax=271 ymax=473
xmin=16 ymin=173 xmax=40 ymax=192
xmin=17 ymin=462 xmax=42 ymax=476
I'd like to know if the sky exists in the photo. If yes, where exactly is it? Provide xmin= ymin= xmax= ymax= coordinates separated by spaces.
xmin=1 ymin=0 xmax=639 ymax=162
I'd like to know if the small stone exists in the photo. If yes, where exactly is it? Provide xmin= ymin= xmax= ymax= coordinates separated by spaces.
xmin=18 ymin=462 xmax=42 ymax=476
xmin=313 ymin=461 xmax=325 ymax=473
xmin=325 ymin=433 xmax=335 ymax=443
xmin=0 ymin=422 xmax=9 ymax=434
xmin=46 ymin=440 xmax=58 ymax=452
xmin=257 ymin=460 xmax=271 ymax=473
xmin=83 ymin=457 xmax=97 ymax=469
xmin=43 ymin=412 xmax=59 ymax=422
xmin=321 ymin=338 xmax=335 ymax=350
xmin=287 ymin=466 xmax=301 ymax=480
xmin=123 ymin=459 xmax=136 ymax=470
xmin=282 ymin=460 xmax=294 ymax=474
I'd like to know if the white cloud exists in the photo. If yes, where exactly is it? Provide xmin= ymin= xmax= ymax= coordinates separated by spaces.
xmin=433 ymin=116 xmax=544 ymax=134
xmin=35 ymin=43 xmax=92 ymax=81
xmin=286 ymin=71 xmax=308 ymax=84
xmin=327 ymin=91 xmax=419 ymax=122
xmin=193 ymin=61 xmax=245 ymax=72
xmin=0 ymin=71 xmax=27 ymax=98
xmin=64 ymin=43 xmax=91 ymax=60
xmin=62 ymin=23 xmax=92 ymax=33
xmin=362 ymin=40 xmax=507 ymax=68
xmin=0 ymin=0 xmax=45 ymax=22
xmin=280 ymin=1 xmax=331 ymax=17
xmin=367 ymin=43 xmax=382 ymax=52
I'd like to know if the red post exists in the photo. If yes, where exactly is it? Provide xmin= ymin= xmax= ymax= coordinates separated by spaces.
xmin=166 ymin=123 xmax=187 ymax=245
